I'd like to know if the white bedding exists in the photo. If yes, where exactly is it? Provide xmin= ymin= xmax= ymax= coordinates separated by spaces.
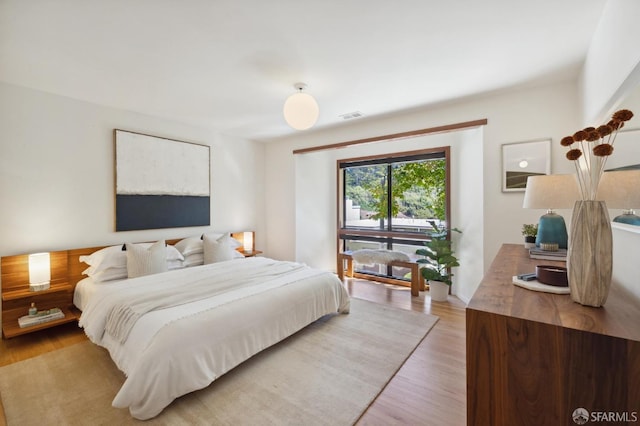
xmin=76 ymin=257 xmax=350 ymax=420
xmin=74 ymin=276 xmax=122 ymax=311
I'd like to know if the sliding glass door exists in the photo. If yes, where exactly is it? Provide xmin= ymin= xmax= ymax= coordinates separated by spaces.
xmin=338 ymin=147 xmax=450 ymax=282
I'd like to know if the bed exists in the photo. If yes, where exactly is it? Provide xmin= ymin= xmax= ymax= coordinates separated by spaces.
xmin=74 ymin=239 xmax=350 ymax=420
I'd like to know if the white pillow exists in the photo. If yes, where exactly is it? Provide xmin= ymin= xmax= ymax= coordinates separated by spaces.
xmin=80 ymin=245 xmax=126 ymax=271
xmin=81 ymin=243 xmax=183 ymax=273
xmin=184 ymin=250 xmax=241 ymax=266
xmin=183 ymin=253 xmax=204 ymax=267
xmin=202 ymin=232 xmax=242 ymax=249
xmin=165 ymin=244 xmax=185 ymax=261
xmin=184 ymin=251 xmax=242 ymax=266
xmin=203 ymin=234 xmax=236 ymax=264
xmin=83 ymin=266 xmax=128 ymax=283
xmin=126 ymin=240 xmax=168 ymax=278
xmin=175 ymin=237 xmax=203 ymax=256
xmin=167 ymin=259 xmax=184 ymax=270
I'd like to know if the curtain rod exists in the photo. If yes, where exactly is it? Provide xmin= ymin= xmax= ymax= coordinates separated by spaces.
xmin=292 ymin=118 xmax=487 ymax=155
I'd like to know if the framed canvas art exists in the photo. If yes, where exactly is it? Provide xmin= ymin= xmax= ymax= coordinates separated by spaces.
xmin=115 ymin=129 xmax=210 ymax=231
xmin=502 ymin=139 xmax=551 ymax=192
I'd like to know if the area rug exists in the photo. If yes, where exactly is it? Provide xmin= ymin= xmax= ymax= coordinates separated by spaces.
xmin=0 ymin=298 xmax=438 ymax=425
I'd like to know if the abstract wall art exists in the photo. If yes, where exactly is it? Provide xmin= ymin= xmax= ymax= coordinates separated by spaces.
xmin=115 ymin=129 xmax=210 ymax=231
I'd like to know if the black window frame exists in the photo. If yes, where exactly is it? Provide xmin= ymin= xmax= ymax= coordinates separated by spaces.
xmin=337 ymin=146 xmax=451 ymax=254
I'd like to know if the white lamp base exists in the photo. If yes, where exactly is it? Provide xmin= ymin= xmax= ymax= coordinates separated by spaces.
xmin=29 ymin=282 xmax=50 ymax=292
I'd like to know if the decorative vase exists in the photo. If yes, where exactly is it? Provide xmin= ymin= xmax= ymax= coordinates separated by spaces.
xmin=567 ymin=200 xmax=612 ymax=307
xmin=429 ymin=280 xmax=449 ymax=302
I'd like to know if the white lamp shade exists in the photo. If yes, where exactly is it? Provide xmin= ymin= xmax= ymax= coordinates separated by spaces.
xmin=243 ymin=231 xmax=254 ymax=252
xmin=283 ymin=92 xmax=319 ymax=130
xmin=596 ymin=170 xmax=640 ymax=208
xmin=29 ymin=252 xmax=51 ymax=285
xmin=522 ymin=174 xmax=580 ymax=209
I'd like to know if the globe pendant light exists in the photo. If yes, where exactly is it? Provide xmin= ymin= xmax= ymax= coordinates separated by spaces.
xmin=283 ymin=83 xmax=319 ymax=130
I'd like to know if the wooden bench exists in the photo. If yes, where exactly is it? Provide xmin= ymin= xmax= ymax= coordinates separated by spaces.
xmin=337 ymin=251 xmax=426 ymax=296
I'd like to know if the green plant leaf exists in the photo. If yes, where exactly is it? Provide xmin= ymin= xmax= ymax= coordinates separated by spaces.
xmin=416 ymin=222 xmax=461 ymax=287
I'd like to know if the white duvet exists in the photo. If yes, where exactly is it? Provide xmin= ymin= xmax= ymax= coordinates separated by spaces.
xmin=77 ymin=257 xmax=350 ymax=420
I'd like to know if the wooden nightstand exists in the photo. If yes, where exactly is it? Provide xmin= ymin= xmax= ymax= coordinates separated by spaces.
xmin=231 ymin=232 xmax=260 ymax=258
xmin=240 ymin=250 xmax=263 ymax=258
xmin=2 ymin=282 xmax=80 ymax=339
xmin=1 ymin=251 xmax=80 ymax=339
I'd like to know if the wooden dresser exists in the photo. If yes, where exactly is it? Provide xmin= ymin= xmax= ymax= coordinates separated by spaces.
xmin=466 ymin=244 xmax=640 ymax=425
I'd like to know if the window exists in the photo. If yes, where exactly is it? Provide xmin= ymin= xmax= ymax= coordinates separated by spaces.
xmin=338 ymin=147 xmax=450 ymax=282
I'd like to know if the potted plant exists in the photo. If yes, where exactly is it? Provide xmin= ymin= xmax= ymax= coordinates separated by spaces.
xmin=522 ymin=224 xmax=538 ymax=248
xmin=416 ymin=221 xmax=462 ymax=302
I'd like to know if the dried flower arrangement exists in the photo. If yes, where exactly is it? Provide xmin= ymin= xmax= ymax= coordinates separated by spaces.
xmin=560 ymin=109 xmax=634 ymax=200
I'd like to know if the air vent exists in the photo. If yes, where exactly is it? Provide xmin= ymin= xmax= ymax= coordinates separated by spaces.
xmin=339 ymin=111 xmax=364 ymax=120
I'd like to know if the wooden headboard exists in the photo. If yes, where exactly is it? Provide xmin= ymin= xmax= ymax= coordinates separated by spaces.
xmin=66 ymin=239 xmax=182 ymax=288
xmin=0 ymin=233 xmax=254 ymax=338
xmin=1 ymin=232 xmax=252 ymax=292
xmin=1 ymin=241 xmax=176 ymax=294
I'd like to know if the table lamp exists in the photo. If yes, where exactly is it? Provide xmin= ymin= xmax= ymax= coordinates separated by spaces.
xmin=523 ymin=174 xmax=579 ymax=249
xmin=596 ymin=170 xmax=640 ymax=225
xmin=243 ymin=231 xmax=254 ymax=253
xmin=29 ymin=252 xmax=51 ymax=291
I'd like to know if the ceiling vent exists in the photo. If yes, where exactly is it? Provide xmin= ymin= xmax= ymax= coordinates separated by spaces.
xmin=339 ymin=111 xmax=364 ymax=120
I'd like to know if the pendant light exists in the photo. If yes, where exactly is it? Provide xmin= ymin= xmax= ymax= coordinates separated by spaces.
xmin=283 ymin=83 xmax=319 ymax=130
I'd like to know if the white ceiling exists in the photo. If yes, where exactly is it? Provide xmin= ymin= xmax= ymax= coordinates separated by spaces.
xmin=0 ymin=0 xmax=608 ymax=141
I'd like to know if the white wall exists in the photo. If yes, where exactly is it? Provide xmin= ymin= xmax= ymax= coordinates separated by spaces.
xmin=578 ymin=0 xmax=640 ymax=303
xmin=452 ymin=128 xmax=484 ymax=302
xmin=0 ymin=82 xmax=265 ymax=256
xmin=5 ymin=0 xmax=636 ymax=305
xmin=266 ymin=81 xmax=581 ymax=303
xmin=611 ymin=224 xmax=640 ymax=305
xmin=283 ymin=2 xmax=640 ymax=304
xmin=580 ymin=0 xmax=640 ymax=124
xmin=607 ymin=60 xmax=640 ymax=303
xmin=294 ymin=149 xmax=336 ymax=271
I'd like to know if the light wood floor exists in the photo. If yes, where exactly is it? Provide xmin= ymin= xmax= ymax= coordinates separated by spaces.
xmin=349 ymin=279 xmax=467 ymax=426
xmin=0 ymin=278 xmax=467 ymax=425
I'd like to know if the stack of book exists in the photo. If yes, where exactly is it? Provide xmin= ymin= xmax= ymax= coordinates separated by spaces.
xmin=18 ymin=308 xmax=65 ymax=328
xmin=529 ymin=247 xmax=567 ymax=261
